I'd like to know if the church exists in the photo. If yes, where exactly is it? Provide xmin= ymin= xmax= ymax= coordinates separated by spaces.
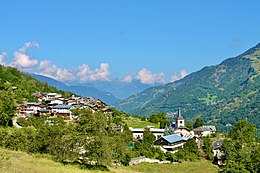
xmin=154 ymin=109 xmax=195 ymax=153
xmin=173 ymin=109 xmax=192 ymax=136
xmin=164 ymin=109 xmax=192 ymax=137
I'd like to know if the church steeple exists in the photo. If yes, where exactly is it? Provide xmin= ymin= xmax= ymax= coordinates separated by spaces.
xmin=176 ymin=108 xmax=185 ymax=128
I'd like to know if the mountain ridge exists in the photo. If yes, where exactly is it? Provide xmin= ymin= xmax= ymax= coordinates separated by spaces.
xmin=115 ymin=43 xmax=260 ymax=131
xmin=30 ymin=74 xmax=122 ymax=105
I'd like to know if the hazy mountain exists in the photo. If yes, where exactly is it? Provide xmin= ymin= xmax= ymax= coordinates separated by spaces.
xmin=115 ymin=43 xmax=260 ymax=131
xmin=30 ymin=74 xmax=122 ymax=105
xmin=69 ymin=80 xmax=159 ymax=100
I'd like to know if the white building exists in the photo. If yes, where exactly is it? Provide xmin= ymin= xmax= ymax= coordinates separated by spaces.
xmin=51 ymin=104 xmax=73 ymax=119
xmin=130 ymin=126 xmax=165 ymax=141
xmin=193 ymin=126 xmax=216 ymax=137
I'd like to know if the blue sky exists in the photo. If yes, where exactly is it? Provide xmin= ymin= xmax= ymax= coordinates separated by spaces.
xmin=0 ymin=0 xmax=260 ymax=84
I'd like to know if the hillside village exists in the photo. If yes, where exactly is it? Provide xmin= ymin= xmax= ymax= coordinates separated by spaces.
xmin=16 ymin=92 xmax=112 ymax=120
xmin=15 ymin=91 xmax=223 ymax=166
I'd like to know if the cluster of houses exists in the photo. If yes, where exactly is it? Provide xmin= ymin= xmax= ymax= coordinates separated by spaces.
xmin=129 ymin=110 xmax=223 ymax=164
xmin=16 ymin=92 xmax=223 ymax=164
xmin=16 ymin=92 xmax=111 ymax=119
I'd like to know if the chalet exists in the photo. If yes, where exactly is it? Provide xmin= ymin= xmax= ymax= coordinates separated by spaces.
xmin=130 ymin=126 xmax=165 ymax=141
xmin=35 ymin=109 xmax=51 ymax=116
xmin=17 ymin=102 xmax=42 ymax=116
xmin=154 ymin=134 xmax=186 ymax=153
xmin=49 ymin=99 xmax=64 ymax=106
xmin=44 ymin=93 xmax=62 ymax=100
xmin=17 ymin=104 xmax=27 ymax=116
xmin=51 ymin=104 xmax=73 ymax=119
xmin=213 ymin=140 xmax=224 ymax=165
xmin=193 ymin=126 xmax=216 ymax=137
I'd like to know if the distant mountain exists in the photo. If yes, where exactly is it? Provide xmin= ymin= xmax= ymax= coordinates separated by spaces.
xmin=30 ymin=74 xmax=122 ymax=105
xmin=115 ymin=43 xmax=260 ymax=131
xmin=66 ymin=80 xmax=158 ymax=100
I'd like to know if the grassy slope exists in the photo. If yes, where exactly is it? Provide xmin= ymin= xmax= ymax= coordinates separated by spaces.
xmin=113 ymin=161 xmax=219 ymax=173
xmin=0 ymin=148 xmax=105 ymax=173
xmin=0 ymin=148 xmax=219 ymax=173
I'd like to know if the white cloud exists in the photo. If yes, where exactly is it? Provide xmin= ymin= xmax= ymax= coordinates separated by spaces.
xmin=10 ymin=42 xmax=39 ymax=71
xmin=170 ymin=69 xmax=188 ymax=82
xmin=76 ymin=63 xmax=111 ymax=82
xmin=19 ymin=42 xmax=39 ymax=53
xmin=76 ymin=64 xmax=91 ymax=82
xmin=38 ymin=60 xmax=75 ymax=81
xmin=122 ymin=74 xmax=133 ymax=83
xmin=3 ymin=42 xmax=190 ymax=84
xmin=91 ymin=63 xmax=110 ymax=81
xmin=0 ymin=52 xmax=7 ymax=66
xmin=136 ymin=68 xmax=165 ymax=84
xmin=12 ymin=52 xmax=38 ymax=69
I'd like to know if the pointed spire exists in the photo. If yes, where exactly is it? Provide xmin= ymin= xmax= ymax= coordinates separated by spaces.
xmin=177 ymin=108 xmax=184 ymax=120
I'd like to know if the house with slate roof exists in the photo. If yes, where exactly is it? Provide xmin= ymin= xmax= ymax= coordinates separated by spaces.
xmin=154 ymin=134 xmax=187 ymax=153
xmin=193 ymin=125 xmax=216 ymax=137
xmin=52 ymin=104 xmax=73 ymax=119
xmin=212 ymin=140 xmax=224 ymax=165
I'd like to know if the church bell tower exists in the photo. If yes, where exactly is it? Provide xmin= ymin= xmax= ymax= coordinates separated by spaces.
xmin=176 ymin=108 xmax=185 ymax=128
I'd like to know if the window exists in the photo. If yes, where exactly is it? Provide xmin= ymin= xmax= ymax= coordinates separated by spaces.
xmin=180 ymin=121 xmax=182 ymax=124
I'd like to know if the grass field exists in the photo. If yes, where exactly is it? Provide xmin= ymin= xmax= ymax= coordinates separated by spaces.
xmin=0 ymin=148 xmax=106 ymax=173
xmin=124 ymin=116 xmax=160 ymax=128
xmin=0 ymin=148 xmax=219 ymax=173
xmin=118 ymin=160 xmax=220 ymax=173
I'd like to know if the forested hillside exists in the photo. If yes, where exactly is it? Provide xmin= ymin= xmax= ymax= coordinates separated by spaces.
xmin=116 ymin=43 xmax=260 ymax=131
xmin=0 ymin=65 xmax=72 ymax=126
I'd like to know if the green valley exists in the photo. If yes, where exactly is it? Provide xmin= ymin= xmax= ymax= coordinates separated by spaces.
xmin=115 ymin=43 xmax=260 ymax=132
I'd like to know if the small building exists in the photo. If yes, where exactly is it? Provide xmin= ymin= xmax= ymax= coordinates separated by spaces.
xmin=35 ymin=109 xmax=51 ymax=116
xmin=130 ymin=126 xmax=165 ymax=141
xmin=174 ymin=127 xmax=191 ymax=137
xmin=49 ymin=99 xmax=64 ymax=106
xmin=17 ymin=102 xmax=41 ymax=116
xmin=212 ymin=140 xmax=224 ymax=165
xmin=193 ymin=126 xmax=216 ymax=137
xmin=45 ymin=93 xmax=62 ymax=100
xmin=154 ymin=134 xmax=186 ymax=153
xmin=52 ymin=104 xmax=73 ymax=119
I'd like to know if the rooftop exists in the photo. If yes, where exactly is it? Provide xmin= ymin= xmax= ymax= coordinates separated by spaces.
xmin=194 ymin=125 xmax=216 ymax=132
xmin=161 ymin=134 xmax=184 ymax=143
xmin=52 ymin=104 xmax=73 ymax=109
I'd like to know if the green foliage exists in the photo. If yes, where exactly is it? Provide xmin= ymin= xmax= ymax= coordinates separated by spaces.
xmin=0 ymin=90 xmax=16 ymax=126
xmin=0 ymin=108 xmax=136 ymax=168
xmin=165 ymin=151 xmax=177 ymax=162
xmin=147 ymin=112 xmax=170 ymax=128
xmin=202 ymin=137 xmax=213 ymax=160
xmin=221 ymin=119 xmax=259 ymax=173
xmin=194 ymin=117 xmax=205 ymax=128
xmin=143 ymin=129 xmax=156 ymax=146
xmin=175 ymin=139 xmax=200 ymax=161
xmin=185 ymin=121 xmax=194 ymax=130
